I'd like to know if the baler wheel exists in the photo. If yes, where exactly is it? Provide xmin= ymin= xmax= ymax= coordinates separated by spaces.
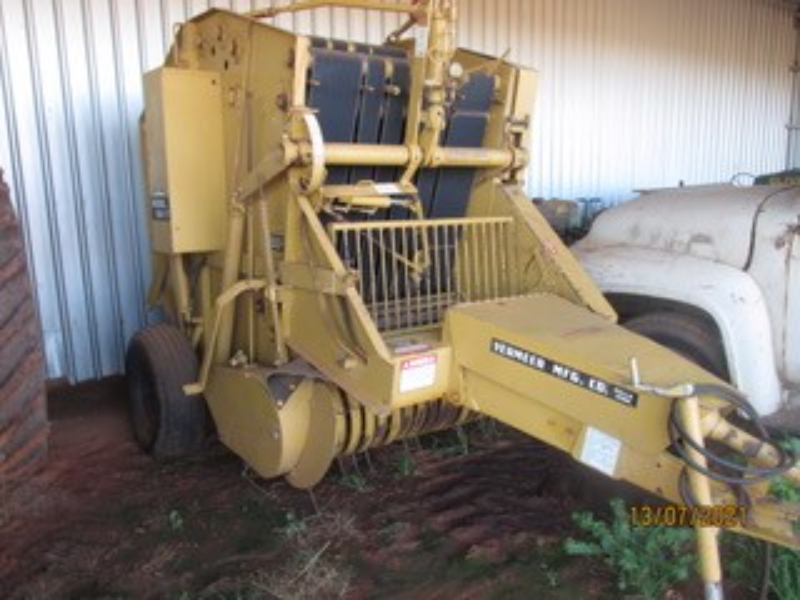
xmin=0 ymin=169 xmax=48 ymax=485
xmin=125 ymin=324 xmax=207 ymax=458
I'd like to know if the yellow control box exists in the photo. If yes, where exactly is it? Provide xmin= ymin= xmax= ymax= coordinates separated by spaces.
xmin=143 ymin=68 xmax=227 ymax=254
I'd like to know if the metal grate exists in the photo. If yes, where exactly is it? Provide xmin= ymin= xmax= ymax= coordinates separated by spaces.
xmin=330 ymin=217 xmax=518 ymax=332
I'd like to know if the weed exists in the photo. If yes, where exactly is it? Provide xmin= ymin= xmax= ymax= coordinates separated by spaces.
xmin=279 ymin=510 xmax=309 ymax=538
xmin=427 ymin=427 xmax=471 ymax=457
xmin=473 ymin=417 xmax=503 ymax=444
xmin=770 ymin=476 xmax=800 ymax=502
xmin=564 ymin=498 xmax=695 ymax=600
xmin=768 ymin=436 xmax=800 ymax=504
xmin=252 ymin=512 xmax=359 ymax=600
xmin=770 ymin=546 xmax=800 ymax=600
xmin=395 ymin=452 xmax=416 ymax=478
xmin=725 ymin=533 xmax=800 ymax=600
xmin=167 ymin=509 xmax=185 ymax=534
xmin=339 ymin=472 xmax=369 ymax=492
xmin=252 ymin=543 xmax=352 ymax=600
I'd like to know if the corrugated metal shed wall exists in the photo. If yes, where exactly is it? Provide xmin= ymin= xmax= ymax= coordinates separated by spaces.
xmin=0 ymin=0 xmax=795 ymax=382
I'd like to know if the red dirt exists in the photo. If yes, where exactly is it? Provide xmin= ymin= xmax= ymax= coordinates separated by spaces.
xmin=0 ymin=378 xmax=617 ymax=599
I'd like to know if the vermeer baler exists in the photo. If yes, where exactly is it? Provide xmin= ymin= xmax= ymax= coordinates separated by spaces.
xmin=129 ymin=2 xmax=800 ymax=596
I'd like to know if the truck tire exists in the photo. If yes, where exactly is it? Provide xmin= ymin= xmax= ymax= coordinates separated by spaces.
xmin=125 ymin=323 xmax=207 ymax=459
xmin=0 ymin=170 xmax=48 ymax=485
xmin=624 ymin=311 xmax=729 ymax=380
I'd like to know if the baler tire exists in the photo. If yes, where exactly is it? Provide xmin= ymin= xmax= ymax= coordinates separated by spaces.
xmin=125 ymin=324 xmax=207 ymax=459
xmin=0 ymin=169 xmax=48 ymax=484
xmin=624 ymin=311 xmax=729 ymax=380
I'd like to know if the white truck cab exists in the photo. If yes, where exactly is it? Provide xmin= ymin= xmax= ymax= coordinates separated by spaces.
xmin=573 ymin=183 xmax=800 ymax=427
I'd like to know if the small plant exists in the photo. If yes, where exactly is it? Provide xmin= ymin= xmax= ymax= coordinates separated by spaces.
xmin=167 ymin=509 xmax=185 ymax=534
xmin=770 ymin=476 xmax=800 ymax=503
xmin=770 ymin=546 xmax=800 ymax=600
xmin=770 ymin=436 xmax=800 ymax=503
xmin=339 ymin=472 xmax=369 ymax=492
xmin=724 ymin=528 xmax=800 ymax=599
xmin=395 ymin=451 xmax=416 ymax=478
xmin=564 ymin=499 xmax=695 ymax=599
xmin=428 ymin=427 xmax=471 ymax=457
xmin=280 ymin=510 xmax=309 ymax=538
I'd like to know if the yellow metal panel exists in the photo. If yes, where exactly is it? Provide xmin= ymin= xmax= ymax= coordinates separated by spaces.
xmin=204 ymin=366 xmax=311 ymax=479
xmin=144 ymin=68 xmax=227 ymax=254
xmin=445 ymin=294 xmax=722 ymax=455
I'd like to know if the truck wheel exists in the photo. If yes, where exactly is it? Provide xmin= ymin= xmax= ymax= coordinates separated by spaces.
xmin=0 ymin=170 xmax=48 ymax=485
xmin=624 ymin=312 xmax=729 ymax=380
xmin=125 ymin=324 xmax=207 ymax=459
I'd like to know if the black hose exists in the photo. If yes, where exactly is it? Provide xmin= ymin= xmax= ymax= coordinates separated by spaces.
xmin=668 ymin=384 xmax=796 ymax=506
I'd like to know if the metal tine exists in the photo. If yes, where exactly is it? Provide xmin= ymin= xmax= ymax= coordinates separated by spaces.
xmin=478 ymin=223 xmax=492 ymax=300
xmin=492 ymin=223 xmax=496 ymax=300
xmin=489 ymin=221 xmax=497 ymax=299
xmin=366 ymin=229 xmax=377 ymax=319
xmin=382 ymin=227 xmax=392 ymax=331
xmin=401 ymin=226 xmax=411 ymax=328
xmin=498 ymin=222 xmax=506 ymax=297
xmin=445 ymin=225 xmax=455 ymax=302
xmin=412 ymin=228 xmax=428 ymax=325
xmin=508 ymin=224 xmax=517 ymax=295
xmin=390 ymin=227 xmax=400 ymax=329
xmin=342 ymin=229 xmax=352 ymax=277
xmin=355 ymin=230 xmax=363 ymax=305
xmin=466 ymin=223 xmax=475 ymax=302
xmin=444 ymin=226 xmax=452 ymax=313
xmin=494 ymin=223 xmax=505 ymax=298
xmin=470 ymin=223 xmax=478 ymax=301
xmin=433 ymin=226 xmax=442 ymax=323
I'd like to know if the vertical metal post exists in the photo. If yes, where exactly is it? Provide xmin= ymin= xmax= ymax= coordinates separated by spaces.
xmin=170 ymin=254 xmax=191 ymax=328
xmin=214 ymin=203 xmax=246 ymax=363
xmin=677 ymin=396 xmax=725 ymax=600
xmin=257 ymin=197 xmax=288 ymax=365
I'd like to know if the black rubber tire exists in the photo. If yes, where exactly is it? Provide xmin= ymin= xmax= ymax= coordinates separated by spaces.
xmin=624 ymin=311 xmax=729 ymax=380
xmin=125 ymin=323 xmax=207 ymax=459
xmin=0 ymin=169 xmax=48 ymax=484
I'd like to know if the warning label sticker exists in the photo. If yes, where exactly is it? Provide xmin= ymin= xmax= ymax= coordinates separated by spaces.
xmin=151 ymin=193 xmax=171 ymax=221
xmin=399 ymin=355 xmax=437 ymax=393
xmin=579 ymin=427 xmax=622 ymax=477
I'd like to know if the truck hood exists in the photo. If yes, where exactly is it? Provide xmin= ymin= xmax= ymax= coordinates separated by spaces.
xmin=575 ymin=184 xmax=800 ymax=269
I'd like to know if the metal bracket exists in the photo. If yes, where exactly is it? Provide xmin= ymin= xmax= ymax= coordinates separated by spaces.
xmin=185 ymin=279 xmax=267 ymax=396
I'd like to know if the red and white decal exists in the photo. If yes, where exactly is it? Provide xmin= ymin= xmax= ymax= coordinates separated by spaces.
xmin=399 ymin=354 xmax=438 ymax=393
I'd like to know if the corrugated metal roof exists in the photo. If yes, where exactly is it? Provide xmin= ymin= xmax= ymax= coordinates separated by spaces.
xmin=0 ymin=0 xmax=795 ymax=381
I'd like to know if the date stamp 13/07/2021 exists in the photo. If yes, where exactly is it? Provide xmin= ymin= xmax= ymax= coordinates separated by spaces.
xmin=630 ymin=505 xmax=748 ymax=528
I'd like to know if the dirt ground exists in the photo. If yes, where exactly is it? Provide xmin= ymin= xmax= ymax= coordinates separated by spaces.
xmin=0 ymin=378 xmax=663 ymax=599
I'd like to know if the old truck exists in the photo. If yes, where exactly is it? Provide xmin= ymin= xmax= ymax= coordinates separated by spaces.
xmin=127 ymin=2 xmax=799 ymax=596
xmin=574 ymin=182 xmax=800 ymax=431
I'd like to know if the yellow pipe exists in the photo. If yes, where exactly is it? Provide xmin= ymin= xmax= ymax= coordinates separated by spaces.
xmin=706 ymin=418 xmax=800 ymax=484
xmin=324 ymin=143 xmax=411 ymax=166
xmin=433 ymin=148 xmax=515 ymax=169
xmin=214 ymin=204 xmax=246 ymax=363
xmin=247 ymin=0 xmax=416 ymax=19
xmin=323 ymin=143 xmax=515 ymax=170
xmin=169 ymin=254 xmax=191 ymax=328
xmin=678 ymin=397 xmax=724 ymax=600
